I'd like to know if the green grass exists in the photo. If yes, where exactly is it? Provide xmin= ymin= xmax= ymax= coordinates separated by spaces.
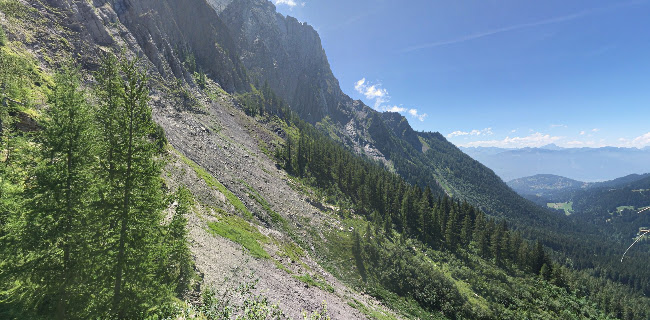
xmin=293 ymin=274 xmax=335 ymax=293
xmin=177 ymin=151 xmax=252 ymax=219
xmin=0 ymin=0 xmax=33 ymax=19
xmin=547 ymin=202 xmax=573 ymax=215
xmin=347 ymin=298 xmax=399 ymax=320
xmin=617 ymin=205 xmax=635 ymax=213
xmin=241 ymin=180 xmax=285 ymax=225
xmin=207 ymin=214 xmax=269 ymax=259
xmin=277 ymin=241 xmax=305 ymax=262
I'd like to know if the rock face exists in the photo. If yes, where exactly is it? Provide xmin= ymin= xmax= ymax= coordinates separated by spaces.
xmin=109 ymin=0 xmax=248 ymax=92
xmin=49 ymin=0 xmax=247 ymax=92
xmin=219 ymin=0 xmax=349 ymax=123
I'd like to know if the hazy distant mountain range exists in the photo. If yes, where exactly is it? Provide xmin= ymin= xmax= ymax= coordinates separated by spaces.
xmin=507 ymin=173 xmax=650 ymax=201
xmin=460 ymin=144 xmax=650 ymax=182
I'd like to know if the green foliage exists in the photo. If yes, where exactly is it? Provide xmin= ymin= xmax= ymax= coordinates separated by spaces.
xmin=93 ymin=54 xmax=172 ymax=318
xmin=0 ymin=25 xmax=6 ymax=46
xmin=207 ymin=214 xmax=270 ymax=259
xmin=242 ymin=180 xmax=285 ymax=225
xmin=0 ymin=55 xmax=192 ymax=319
xmin=196 ymin=278 xmax=285 ymax=320
xmin=17 ymin=65 xmax=97 ymax=318
xmin=293 ymin=274 xmax=335 ymax=293
xmin=0 ymin=0 xmax=32 ymax=19
xmin=164 ymin=186 xmax=196 ymax=296
xmin=157 ymin=276 xmax=331 ymax=320
xmin=178 ymin=151 xmax=253 ymax=219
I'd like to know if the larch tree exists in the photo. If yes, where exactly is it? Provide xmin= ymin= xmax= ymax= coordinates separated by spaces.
xmin=95 ymin=55 xmax=168 ymax=319
xmin=22 ymin=65 xmax=97 ymax=319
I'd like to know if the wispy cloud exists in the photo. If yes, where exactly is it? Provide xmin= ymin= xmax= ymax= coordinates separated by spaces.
xmin=407 ymin=108 xmax=428 ymax=121
xmin=550 ymin=124 xmax=568 ymax=128
xmin=447 ymin=128 xmax=493 ymax=138
xmin=355 ymin=78 xmax=389 ymax=109
xmin=460 ymin=132 xmax=561 ymax=148
xmin=355 ymin=78 xmax=428 ymax=121
xmin=275 ymin=0 xmax=305 ymax=8
xmin=618 ymin=132 xmax=650 ymax=148
xmin=402 ymin=1 xmax=644 ymax=52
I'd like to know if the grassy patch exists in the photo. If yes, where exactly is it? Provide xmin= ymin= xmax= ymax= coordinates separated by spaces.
xmin=617 ymin=205 xmax=635 ymax=213
xmin=347 ymin=298 xmax=399 ymax=320
xmin=273 ymin=259 xmax=293 ymax=274
xmin=277 ymin=241 xmax=305 ymax=262
xmin=547 ymin=202 xmax=573 ymax=215
xmin=293 ymin=274 xmax=334 ymax=293
xmin=177 ymin=151 xmax=252 ymax=219
xmin=241 ymin=180 xmax=285 ymax=225
xmin=207 ymin=214 xmax=269 ymax=259
xmin=0 ymin=0 xmax=34 ymax=19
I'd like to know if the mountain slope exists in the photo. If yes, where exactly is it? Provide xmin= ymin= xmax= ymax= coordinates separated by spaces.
xmin=214 ymin=0 xmax=566 ymax=226
xmin=508 ymin=174 xmax=587 ymax=198
xmin=4 ymin=0 xmax=650 ymax=318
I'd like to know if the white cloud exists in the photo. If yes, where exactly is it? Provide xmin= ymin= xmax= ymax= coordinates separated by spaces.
xmin=579 ymin=131 xmax=586 ymax=135
xmin=354 ymin=78 xmax=389 ymax=109
xmin=550 ymin=124 xmax=567 ymax=128
xmin=630 ymin=132 xmax=650 ymax=148
xmin=447 ymin=128 xmax=493 ymax=138
xmin=378 ymin=105 xmax=428 ymax=121
xmin=274 ymin=0 xmax=305 ymax=8
xmin=408 ymin=109 xmax=428 ymax=121
xmin=460 ymin=132 xmax=561 ymax=148
xmin=382 ymin=105 xmax=407 ymax=113
xmin=592 ymin=128 xmax=600 ymax=132
xmin=356 ymin=78 xmax=428 ymax=121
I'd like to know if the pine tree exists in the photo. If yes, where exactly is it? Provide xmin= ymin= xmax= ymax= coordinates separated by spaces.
xmin=460 ymin=213 xmax=472 ymax=246
xmin=21 ymin=65 xmax=97 ymax=319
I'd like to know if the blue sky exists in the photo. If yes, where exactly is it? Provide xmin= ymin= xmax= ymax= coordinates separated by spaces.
xmin=273 ymin=0 xmax=650 ymax=148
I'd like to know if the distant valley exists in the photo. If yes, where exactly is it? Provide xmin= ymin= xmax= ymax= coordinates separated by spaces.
xmin=509 ymin=173 xmax=650 ymax=243
xmin=461 ymin=144 xmax=650 ymax=182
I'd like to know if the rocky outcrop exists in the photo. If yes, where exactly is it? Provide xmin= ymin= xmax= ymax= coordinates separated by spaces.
xmin=101 ymin=0 xmax=247 ymax=92
xmin=219 ymin=0 xmax=347 ymax=123
xmin=381 ymin=112 xmax=423 ymax=152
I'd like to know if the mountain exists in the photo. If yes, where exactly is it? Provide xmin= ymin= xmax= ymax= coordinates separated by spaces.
xmin=508 ymin=174 xmax=587 ymax=198
xmin=3 ymin=0 xmax=650 ymax=318
xmin=509 ymin=173 xmax=650 ymax=243
xmin=509 ymin=173 xmax=650 ymax=200
xmin=462 ymin=145 xmax=650 ymax=182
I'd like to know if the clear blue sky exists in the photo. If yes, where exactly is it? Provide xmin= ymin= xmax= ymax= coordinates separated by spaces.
xmin=273 ymin=0 xmax=650 ymax=148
